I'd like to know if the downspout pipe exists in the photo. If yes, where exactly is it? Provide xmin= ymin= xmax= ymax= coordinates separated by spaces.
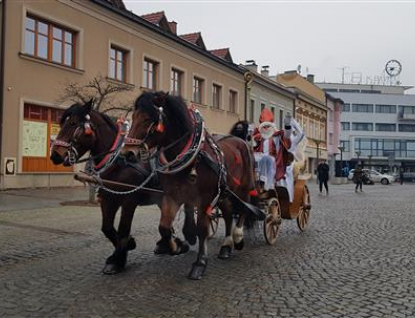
xmin=0 ymin=0 xmax=6 ymax=183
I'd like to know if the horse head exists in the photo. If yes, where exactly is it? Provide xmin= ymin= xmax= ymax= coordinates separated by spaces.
xmin=50 ymin=99 xmax=104 ymax=166
xmin=122 ymin=91 xmax=192 ymax=159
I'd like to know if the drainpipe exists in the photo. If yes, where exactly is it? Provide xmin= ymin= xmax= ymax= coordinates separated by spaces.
xmin=0 ymin=0 xmax=7 ymax=184
xmin=243 ymin=71 xmax=253 ymax=121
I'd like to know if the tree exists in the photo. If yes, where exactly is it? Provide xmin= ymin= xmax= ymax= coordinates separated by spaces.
xmin=58 ymin=75 xmax=134 ymax=116
xmin=58 ymin=75 xmax=135 ymax=202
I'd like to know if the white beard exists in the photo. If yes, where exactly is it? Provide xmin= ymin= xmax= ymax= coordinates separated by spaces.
xmin=259 ymin=122 xmax=277 ymax=139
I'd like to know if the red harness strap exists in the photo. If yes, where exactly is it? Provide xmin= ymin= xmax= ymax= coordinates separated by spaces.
xmin=94 ymin=121 xmax=123 ymax=170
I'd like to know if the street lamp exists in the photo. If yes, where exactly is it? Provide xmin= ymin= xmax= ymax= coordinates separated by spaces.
xmin=338 ymin=145 xmax=345 ymax=177
xmin=355 ymin=150 xmax=361 ymax=166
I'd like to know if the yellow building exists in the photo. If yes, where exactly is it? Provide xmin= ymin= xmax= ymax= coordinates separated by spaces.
xmin=0 ymin=0 xmax=247 ymax=189
xmin=277 ymin=71 xmax=328 ymax=174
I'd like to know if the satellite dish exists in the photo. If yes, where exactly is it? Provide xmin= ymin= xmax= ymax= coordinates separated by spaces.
xmin=385 ymin=60 xmax=402 ymax=77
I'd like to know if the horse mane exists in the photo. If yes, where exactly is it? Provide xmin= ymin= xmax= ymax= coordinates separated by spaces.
xmin=60 ymin=102 xmax=117 ymax=132
xmin=134 ymin=91 xmax=193 ymax=136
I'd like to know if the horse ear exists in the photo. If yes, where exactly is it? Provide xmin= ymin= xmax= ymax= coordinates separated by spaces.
xmin=85 ymin=98 xmax=94 ymax=113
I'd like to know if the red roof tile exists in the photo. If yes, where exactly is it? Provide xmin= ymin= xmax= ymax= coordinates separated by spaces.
xmin=141 ymin=11 xmax=165 ymax=25
xmin=210 ymin=48 xmax=233 ymax=62
xmin=180 ymin=32 xmax=200 ymax=44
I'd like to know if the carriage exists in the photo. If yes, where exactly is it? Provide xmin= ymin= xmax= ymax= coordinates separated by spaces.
xmin=208 ymin=159 xmax=311 ymax=245
xmin=51 ymin=93 xmax=311 ymax=280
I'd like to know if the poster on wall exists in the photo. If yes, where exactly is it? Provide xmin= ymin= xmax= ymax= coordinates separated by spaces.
xmin=50 ymin=123 xmax=60 ymax=147
xmin=4 ymin=157 xmax=16 ymax=176
xmin=22 ymin=120 xmax=48 ymax=157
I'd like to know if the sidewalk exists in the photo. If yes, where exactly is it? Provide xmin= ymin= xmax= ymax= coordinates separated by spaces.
xmin=0 ymin=186 xmax=89 ymax=212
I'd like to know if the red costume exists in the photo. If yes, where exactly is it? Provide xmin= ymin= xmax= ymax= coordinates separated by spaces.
xmin=253 ymin=108 xmax=292 ymax=181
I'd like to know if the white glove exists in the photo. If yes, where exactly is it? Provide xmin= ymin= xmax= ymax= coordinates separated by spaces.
xmin=284 ymin=112 xmax=292 ymax=127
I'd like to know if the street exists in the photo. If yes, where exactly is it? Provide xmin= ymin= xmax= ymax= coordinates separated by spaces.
xmin=1 ymin=183 xmax=415 ymax=318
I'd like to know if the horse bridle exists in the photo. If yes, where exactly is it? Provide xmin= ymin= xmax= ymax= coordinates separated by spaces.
xmin=52 ymin=115 xmax=95 ymax=166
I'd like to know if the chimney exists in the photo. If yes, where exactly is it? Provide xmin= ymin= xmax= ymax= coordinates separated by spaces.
xmin=307 ymin=74 xmax=315 ymax=83
xmin=168 ymin=21 xmax=177 ymax=34
xmin=261 ymin=65 xmax=270 ymax=77
xmin=244 ymin=60 xmax=258 ymax=73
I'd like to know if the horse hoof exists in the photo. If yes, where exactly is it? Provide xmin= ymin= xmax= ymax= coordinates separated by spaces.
xmin=188 ymin=260 xmax=207 ymax=280
xmin=154 ymin=243 xmax=170 ymax=255
xmin=218 ymin=245 xmax=232 ymax=259
xmin=234 ymin=239 xmax=244 ymax=251
xmin=127 ymin=237 xmax=137 ymax=251
xmin=185 ymin=234 xmax=197 ymax=246
xmin=170 ymin=238 xmax=190 ymax=255
xmin=102 ymin=263 xmax=123 ymax=275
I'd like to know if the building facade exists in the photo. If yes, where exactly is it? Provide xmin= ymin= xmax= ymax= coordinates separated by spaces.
xmin=0 ymin=0 xmax=248 ymax=189
xmin=317 ymin=82 xmax=415 ymax=174
xmin=243 ymin=62 xmax=295 ymax=126
xmin=276 ymin=71 xmax=328 ymax=175
xmin=325 ymin=94 xmax=343 ymax=178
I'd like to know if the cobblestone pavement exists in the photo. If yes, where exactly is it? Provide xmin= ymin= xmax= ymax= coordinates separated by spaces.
xmin=1 ymin=183 xmax=415 ymax=317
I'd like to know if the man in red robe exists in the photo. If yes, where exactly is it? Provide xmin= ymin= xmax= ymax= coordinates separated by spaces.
xmin=253 ymin=108 xmax=292 ymax=191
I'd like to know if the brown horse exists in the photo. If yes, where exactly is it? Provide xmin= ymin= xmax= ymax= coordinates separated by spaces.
xmin=122 ymin=91 xmax=262 ymax=280
xmin=50 ymin=100 xmax=196 ymax=275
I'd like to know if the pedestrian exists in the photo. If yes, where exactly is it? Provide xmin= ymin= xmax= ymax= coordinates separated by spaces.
xmin=317 ymin=159 xmax=330 ymax=195
xmin=400 ymin=169 xmax=404 ymax=185
xmin=353 ymin=165 xmax=364 ymax=192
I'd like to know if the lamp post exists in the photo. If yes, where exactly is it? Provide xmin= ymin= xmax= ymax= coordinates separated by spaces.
xmin=368 ymin=154 xmax=372 ymax=170
xmin=355 ymin=150 xmax=361 ymax=166
xmin=338 ymin=146 xmax=345 ymax=177
xmin=315 ymin=139 xmax=321 ymax=183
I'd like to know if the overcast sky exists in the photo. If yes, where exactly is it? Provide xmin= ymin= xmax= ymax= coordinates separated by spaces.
xmin=124 ymin=1 xmax=415 ymax=90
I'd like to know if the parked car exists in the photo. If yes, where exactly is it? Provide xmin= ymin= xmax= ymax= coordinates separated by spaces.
xmin=347 ymin=169 xmax=394 ymax=185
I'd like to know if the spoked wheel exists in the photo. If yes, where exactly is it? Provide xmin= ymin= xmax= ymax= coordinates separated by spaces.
xmin=297 ymin=185 xmax=311 ymax=232
xmin=207 ymin=209 xmax=220 ymax=239
xmin=263 ymin=197 xmax=282 ymax=245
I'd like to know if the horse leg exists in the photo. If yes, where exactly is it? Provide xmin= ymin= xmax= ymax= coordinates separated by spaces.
xmin=188 ymin=202 xmax=210 ymax=280
xmin=182 ymin=204 xmax=197 ymax=246
xmin=100 ymin=196 xmax=119 ymax=248
xmin=218 ymin=199 xmax=234 ymax=259
xmin=103 ymin=201 xmax=136 ymax=275
xmin=233 ymin=214 xmax=246 ymax=251
xmin=155 ymin=196 xmax=189 ymax=255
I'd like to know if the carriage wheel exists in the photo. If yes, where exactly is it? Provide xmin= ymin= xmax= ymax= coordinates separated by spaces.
xmin=263 ymin=197 xmax=282 ymax=245
xmin=297 ymin=185 xmax=311 ymax=232
xmin=207 ymin=210 xmax=220 ymax=239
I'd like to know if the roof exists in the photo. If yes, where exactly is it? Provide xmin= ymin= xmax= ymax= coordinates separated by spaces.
xmin=140 ymin=11 xmax=165 ymax=24
xmin=209 ymin=48 xmax=233 ymax=63
xmin=105 ymin=0 xmax=126 ymax=10
xmin=91 ymin=0 xmax=244 ymax=74
xmin=179 ymin=32 xmax=206 ymax=50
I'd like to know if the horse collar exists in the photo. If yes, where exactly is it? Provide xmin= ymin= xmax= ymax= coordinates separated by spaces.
xmin=154 ymin=108 xmax=205 ymax=174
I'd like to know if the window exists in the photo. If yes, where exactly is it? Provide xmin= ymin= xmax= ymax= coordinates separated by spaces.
xmin=171 ymin=68 xmax=183 ymax=97
xmin=249 ymin=100 xmax=255 ymax=123
xmin=212 ymin=84 xmax=221 ymax=109
xmin=23 ymin=104 xmax=72 ymax=172
xmin=279 ymin=109 xmax=284 ymax=129
xmin=261 ymin=103 xmax=266 ymax=111
xmin=399 ymin=124 xmax=415 ymax=132
xmin=25 ymin=16 xmax=75 ymax=67
xmin=192 ymin=77 xmax=203 ymax=104
xmin=340 ymin=140 xmax=350 ymax=152
xmin=229 ymin=90 xmax=237 ymax=113
xmin=376 ymin=123 xmax=396 ymax=132
xmin=342 ymin=103 xmax=350 ymax=112
xmin=398 ymin=105 xmax=415 ymax=114
xmin=375 ymin=105 xmax=396 ymax=113
xmin=352 ymin=122 xmax=373 ymax=131
xmin=143 ymin=58 xmax=158 ymax=90
xmin=352 ymin=104 xmax=373 ymax=113
xmin=109 ymin=46 xmax=127 ymax=82
xmin=341 ymin=122 xmax=350 ymax=131
xmin=270 ymin=106 xmax=275 ymax=122
xmin=339 ymin=89 xmax=359 ymax=93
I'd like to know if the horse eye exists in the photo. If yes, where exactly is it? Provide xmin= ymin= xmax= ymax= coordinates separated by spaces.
xmin=69 ymin=121 xmax=76 ymax=127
